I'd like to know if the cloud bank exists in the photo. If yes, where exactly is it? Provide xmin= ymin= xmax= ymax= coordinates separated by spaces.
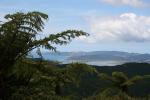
xmin=100 ymin=0 xmax=148 ymax=7
xmin=82 ymin=13 xmax=150 ymax=43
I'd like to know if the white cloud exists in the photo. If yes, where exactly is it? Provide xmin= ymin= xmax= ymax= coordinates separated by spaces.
xmin=81 ymin=13 xmax=150 ymax=43
xmin=100 ymin=0 xmax=148 ymax=7
xmin=0 ymin=12 xmax=7 ymax=21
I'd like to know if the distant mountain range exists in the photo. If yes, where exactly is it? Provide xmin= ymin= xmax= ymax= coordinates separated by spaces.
xmin=41 ymin=51 xmax=150 ymax=66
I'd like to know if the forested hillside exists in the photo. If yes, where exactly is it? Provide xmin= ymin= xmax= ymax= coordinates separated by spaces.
xmin=61 ymin=63 xmax=150 ymax=99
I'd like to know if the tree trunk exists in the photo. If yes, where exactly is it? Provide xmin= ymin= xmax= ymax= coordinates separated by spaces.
xmin=0 ymin=73 xmax=9 ymax=100
xmin=121 ymin=85 xmax=128 ymax=94
xmin=55 ymin=83 xmax=62 ymax=95
xmin=0 ymin=65 xmax=12 ymax=100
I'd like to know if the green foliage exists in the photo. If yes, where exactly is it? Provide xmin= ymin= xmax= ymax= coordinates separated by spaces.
xmin=84 ymin=92 xmax=149 ymax=100
xmin=0 ymin=11 xmax=88 ymax=99
xmin=3 ymin=61 xmax=98 ymax=100
xmin=66 ymin=63 xmax=98 ymax=84
xmin=60 ymin=63 xmax=150 ymax=98
xmin=1 ymin=59 xmax=150 ymax=100
xmin=0 ymin=11 xmax=88 ymax=70
xmin=99 ymin=71 xmax=150 ymax=94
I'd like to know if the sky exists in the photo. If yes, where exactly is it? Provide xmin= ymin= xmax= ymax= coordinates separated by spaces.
xmin=0 ymin=0 xmax=150 ymax=53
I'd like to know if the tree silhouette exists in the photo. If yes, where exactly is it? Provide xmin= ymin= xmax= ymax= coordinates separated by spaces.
xmin=0 ymin=11 xmax=88 ymax=99
xmin=0 ymin=11 xmax=88 ymax=70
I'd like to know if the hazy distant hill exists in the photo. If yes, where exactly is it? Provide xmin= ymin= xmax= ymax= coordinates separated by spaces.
xmin=41 ymin=51 xmax=150 ymax=66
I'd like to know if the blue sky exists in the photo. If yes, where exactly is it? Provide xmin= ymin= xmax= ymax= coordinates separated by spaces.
xmin=0 ymin=0 xmax=150 ymax=53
